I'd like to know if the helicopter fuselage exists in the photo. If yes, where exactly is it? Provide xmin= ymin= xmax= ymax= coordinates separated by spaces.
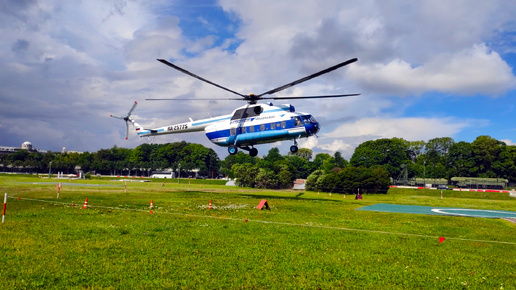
xmin=134 ymin=102 xmax=319 ymax=156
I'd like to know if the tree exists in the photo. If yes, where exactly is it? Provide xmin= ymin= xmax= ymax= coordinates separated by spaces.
xmin=471 ymin=135 xmax=506 ymax=178
xmin=312 ymin=153 xmax=332 ymax=172
xmin=350 ymin=138 xmax=411 ymax=177
xmin=447 ymin=141 xmax=474 ymax=177
xmin=424 ymin=137 xmax=455 ymax=178
xmin=406 ymin=140 xmax=425 ymax=162
xmin=306 ymin=170 xmax=324 ymax=191
xmin=220 ymin=151 xmax=257 ymax=178
xmin=333 ymin=151 xmax=349 ymax=168
xmin=285 ymin=155 xmax=311 ymax=179
xmin=232 ymin=163 xmax=259 ymax=187
xmin=288 ymin=148 xmax=313 ymax=161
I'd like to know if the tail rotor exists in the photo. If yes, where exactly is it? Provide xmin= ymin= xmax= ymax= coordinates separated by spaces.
xmin=111 ymin=101 xmax=138 ymax=140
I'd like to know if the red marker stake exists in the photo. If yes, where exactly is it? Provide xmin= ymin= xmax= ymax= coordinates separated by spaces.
xmin=439 ymin=237 xmax=445 ymax=243
xmin=2 ymin=193 xmax=6 ymax=223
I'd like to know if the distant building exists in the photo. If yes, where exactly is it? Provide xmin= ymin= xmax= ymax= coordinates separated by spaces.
xmin=150 ymin=171 xmax=175 ymax=179
xmin=0 ymin=141 xmax=46 ymax=156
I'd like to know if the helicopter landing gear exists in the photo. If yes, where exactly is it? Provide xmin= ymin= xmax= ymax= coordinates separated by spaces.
xmin=249 ymin=147 xmax=258 ymax=157
xmin=228 ymin=145 xmax=238 ymax=155
xmin=290 ymin=138 xmax=299 ymax=153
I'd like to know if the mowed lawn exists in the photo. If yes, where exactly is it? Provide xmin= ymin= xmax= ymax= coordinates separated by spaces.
xmin=0 ymin=175 xmax=515 ymax=289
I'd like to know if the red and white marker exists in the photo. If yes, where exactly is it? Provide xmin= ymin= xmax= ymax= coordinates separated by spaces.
xmin=2 ymin=193 xmax=6 ymax=223
xmin=209 ymin=200 xmax=212 ymax=210
xmin=150 ymin=200 xmax=154 ymax=209
xmin=56 ymin=183 xmax=62 ymax=199
xmin=82 ymin=198 xmax=88 ymax=209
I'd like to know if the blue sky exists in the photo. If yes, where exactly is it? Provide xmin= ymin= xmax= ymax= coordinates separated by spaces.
xmin=1 ymin=0 xmax=515 ymax=159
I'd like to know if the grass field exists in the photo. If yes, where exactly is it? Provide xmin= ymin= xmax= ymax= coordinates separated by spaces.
xmin=1 ymin=174 xmax=515 ymax=289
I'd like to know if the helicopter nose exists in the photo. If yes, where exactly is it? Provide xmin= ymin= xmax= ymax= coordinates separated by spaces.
xmin=313 ymin=122 xmax=320 ymax=134
xmin=306 ymin=122 xmax=320 ymax=135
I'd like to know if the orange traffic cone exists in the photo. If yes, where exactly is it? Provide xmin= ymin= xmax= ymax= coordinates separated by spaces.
xmin=82 ymin=198 xmax=88 ymax=209
xmin=209 ymin=200 xmax=212 ymax=209
xmin=150 ymin=200 xmax=154 ymax=209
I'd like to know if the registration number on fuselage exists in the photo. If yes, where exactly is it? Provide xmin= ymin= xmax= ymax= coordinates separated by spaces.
xmin=168 ymin=124 xmax=188 ymax=131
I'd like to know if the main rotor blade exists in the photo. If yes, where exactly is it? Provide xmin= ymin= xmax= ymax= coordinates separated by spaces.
xmin=146 ymin=98 xmax=244 ymax=101
xmin=157 ymin=59 xmax=246 ymax=98
xmin=255 ymin=58 xmax=358 ymax=98
xmin=260 ymin=93 xmax=360 ymax=100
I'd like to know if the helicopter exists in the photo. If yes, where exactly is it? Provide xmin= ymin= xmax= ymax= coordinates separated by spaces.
xmin=111 ymin=58 xmax=359 ymax=157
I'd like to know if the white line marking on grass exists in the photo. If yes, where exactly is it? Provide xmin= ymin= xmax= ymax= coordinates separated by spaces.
xmin=10 ymin=196 xmax=516 ymax=246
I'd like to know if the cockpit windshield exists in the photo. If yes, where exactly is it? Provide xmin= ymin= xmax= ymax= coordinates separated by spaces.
xmin=301 ymin=115 xmax=316 ymax=124
xmin=301 ymin=116 xmax=311 ymax=124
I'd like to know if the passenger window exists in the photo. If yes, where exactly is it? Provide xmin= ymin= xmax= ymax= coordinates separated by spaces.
xmin=250 ymin=126 xmax=255 ymax=133
xmin=260 ymin=124 xmax=265 ymax=131
xmin=230 ymin=128 xmax=236 ymax=136
xmin=271 ymin=123 xmax=275 ymax=129
xmin=242 ymin=127 xmax=246 ymax=133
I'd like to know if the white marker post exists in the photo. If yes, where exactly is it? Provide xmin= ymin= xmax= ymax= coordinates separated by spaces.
xmin=2 ymin=193 xmax=6 ymax=224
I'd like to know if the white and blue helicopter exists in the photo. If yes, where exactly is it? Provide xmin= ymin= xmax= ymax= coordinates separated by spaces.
xmin=111 ymin=58 xmax=359 ymax=157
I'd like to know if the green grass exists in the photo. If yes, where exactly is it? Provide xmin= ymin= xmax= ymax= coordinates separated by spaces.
xmin=1 ymin=175 xmax=515 ymax=289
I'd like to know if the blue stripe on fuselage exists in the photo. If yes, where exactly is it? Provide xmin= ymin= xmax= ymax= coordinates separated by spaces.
xmin=205 ymin=129 xmax=230 ymax=140
xmin=137 ymin=128 xmax=165 ymax=135
xmin=192 ymin=116 xmax=231 ymax=126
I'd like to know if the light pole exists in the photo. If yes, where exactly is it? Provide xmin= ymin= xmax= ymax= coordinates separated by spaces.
xmin=423 ymin=160 xmax=426 ymax=187
xmin=178 ymin=163 xmax=181 ymax=184
xmin=48 ymin=161 xmax=52 ymax=178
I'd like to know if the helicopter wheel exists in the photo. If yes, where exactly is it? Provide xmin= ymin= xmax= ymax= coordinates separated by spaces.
xmin=290 ymin=145 xmax=298 ymax=153
xmin=228 ymin=145 xmax=238 ymax=155
xmin=249 ymin=148 xmax=258 ymax=157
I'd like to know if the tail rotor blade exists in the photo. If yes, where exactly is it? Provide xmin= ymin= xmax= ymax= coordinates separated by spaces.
xmin=110 ymin=114 xmax=124 ymax=120
xmin=111 ymin=101 xmax=138 ymax=140
xmin=128 ymin=101 xmax=138 ymax=117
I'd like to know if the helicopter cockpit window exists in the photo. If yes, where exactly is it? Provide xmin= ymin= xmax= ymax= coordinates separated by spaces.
xmin=293 ymin=117 xmax=303 ymax=126
xmin=309 ymin=116 xmax=317 ymax=123
xmin=301 ymin=116 xmax=311 ymax=124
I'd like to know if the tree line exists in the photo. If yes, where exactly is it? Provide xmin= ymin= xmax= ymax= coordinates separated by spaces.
xmin=349 ymin=135 xmax=516 ymax=184
xmin=1 ymin=135 xmax=515 ymax=190
xmin=0 ymin=142 xmax=219 ymax=178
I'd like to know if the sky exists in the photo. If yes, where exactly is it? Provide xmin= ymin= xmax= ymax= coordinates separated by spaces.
xmin=1 ymin=0 xmax=516 ymax=159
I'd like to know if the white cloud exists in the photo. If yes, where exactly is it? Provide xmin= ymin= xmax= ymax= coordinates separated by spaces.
xmin=501 ymin=139 xmax=515 ymax=146
xmin=349 ymin=44 xmax=516 ymax=96
xmin=324 ymin=117 xmax=478 ymax=141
